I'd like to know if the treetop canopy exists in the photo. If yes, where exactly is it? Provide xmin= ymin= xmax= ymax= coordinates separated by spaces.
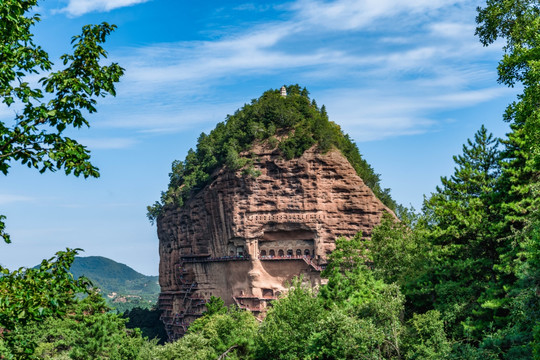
xmin=147 ymin=85 xmax=396 ymax=223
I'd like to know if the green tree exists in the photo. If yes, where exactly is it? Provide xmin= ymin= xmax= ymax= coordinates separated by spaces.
xmin=424 ymin=125 xmax=501 ymax=246
xmin=200 ymin=295 xmax=227 ymax=317
xmin=147 ymin=332 xmax=214 ymax=360
xmin=256 ymin=278 xmax=324 ymax=360
xmin=420 ymin=126 xmax=504 ymax=338
xmin=474 ymin=211 xmax=540 ymax=359
xmin=123 ymin=307 xmax=167 ymax=345
xmin=403 ymin=310 xmax=451 ymax=360
xmin=306 ymin=307 xmax=385 ymax=360
xmin=320 ymin=234 xmax=386 ymax=307
xmin=319 ymin=235 xmax=410 ymax=359
xmin=476 ymin=0 xmax=540 ymax=228
xmin=369 ymin=211 xmax=430 ymax=288
xmin=473 ymin=0 xmax=540 ymax=347
xmin=13 ymin=292 xmax=146 ymax=360
xmin=151 ymin=306 xmax=258 ymax=360
xmin=0 ymin=249 xmax=92 ymax=357
xmin=0 ymin=0 xmax=124 ymax=243
xmin=352 ymin=284 xmax=406 ymax=359
xmin=0 ymin=249 xmax=89 ymax=332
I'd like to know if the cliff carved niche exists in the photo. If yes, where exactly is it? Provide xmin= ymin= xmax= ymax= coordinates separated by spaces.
xmin=260 ymin=227 xmax=316 ymax=258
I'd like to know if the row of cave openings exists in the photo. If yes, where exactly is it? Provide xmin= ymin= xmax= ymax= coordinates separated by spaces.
xmin=228 ymin=248 xmax=312 ymax=257
xmin=260 ymin=249 xmax=312 ymax=257
xmin=227 ymin=230 xmax=317 ymax=258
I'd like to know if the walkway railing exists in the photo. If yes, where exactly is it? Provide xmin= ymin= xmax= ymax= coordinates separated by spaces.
xmin=302 ymin=257 xmax=325 ymax=272
xmin=259 ymin=254 xmax=308 ymax=260
xmin=234 ymin=294 xmax=277 ymax=300
xmin=233 ymin=296 xmax=263 ymax=312
xmin=258 ymin=254 xmax=325 ymax=271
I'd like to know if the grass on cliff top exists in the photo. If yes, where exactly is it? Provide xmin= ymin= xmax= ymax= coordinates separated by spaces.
xmin=147 ymin=85 xmax=396 ymax=223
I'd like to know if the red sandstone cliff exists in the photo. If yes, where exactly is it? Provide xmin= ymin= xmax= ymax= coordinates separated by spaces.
xmin=157 ymin=144 xmax=393 ymax=339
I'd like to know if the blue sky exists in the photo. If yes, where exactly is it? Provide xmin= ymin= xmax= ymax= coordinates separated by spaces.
xmin=1 ymin=0 xmax=516 ymax=275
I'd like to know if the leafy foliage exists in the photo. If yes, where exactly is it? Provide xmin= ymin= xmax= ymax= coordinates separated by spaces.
xmin=476 ymin=0 xmax=540 ymax=227
xmin=403 ymin=310 xmax=451 ymax=360
xmin=320 ymin=235 xmax=385 ymax=307
xmin=148 ymin=306 xmax=258 ymax=360
xmin=29 ymin=293 xmax=146 ymax=360
xmin=305 ymin=307 xmax=384 ymax=360
xmin=200 ymin=295 xmax=227 ymax=317
xmin=473 ymin=208 xmax=540 ymax=359
xmin=251 ymin=234 xmax=449 ymax=360
xmin=0 ymin=249 xmax=90 ymax=332
xmin=319 ymin=236 xmax=413 ymax=359
xmin=256 ymin=278 xmax=324 ymax=360
xmin=148 ymin=85 xmax=396 ymax=223
xmin=362 ymin=123 xmax=538 ymax=358
xmin=420 ymin=126 xmax=507 ymax=338
xmin=0 ymin=0 xmax=124 ymax=243
xmin=0 ymin=237 xmax=452 ymax=360
xmin=0 ymin=249 xmax=91 ymax=357
xmin=0 ymin=252 xmax=156 ymax=359
xmin=123 ymin=307 xmax=167 ymax=345
xmin=369 ymin=211 xmax=429 ymax=288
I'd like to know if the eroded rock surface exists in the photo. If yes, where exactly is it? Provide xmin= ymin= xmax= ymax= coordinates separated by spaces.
xmin=157 ymin=146 xmax=393 ymax=339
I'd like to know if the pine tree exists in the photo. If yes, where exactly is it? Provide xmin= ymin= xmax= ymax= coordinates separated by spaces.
xmin=476 ymin=0 xmax=540 ymax=229
xmin=425 ymin=125 xmax=500 ymax=241
xmin=473 ymin=2 xmax=540 ymax=348
xmin=423 ymin=126 xmax=503 ymax=338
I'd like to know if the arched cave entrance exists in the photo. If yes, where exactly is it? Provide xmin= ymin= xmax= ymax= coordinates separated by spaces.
xmin=258 ymin=227 xmax=316 ymax=261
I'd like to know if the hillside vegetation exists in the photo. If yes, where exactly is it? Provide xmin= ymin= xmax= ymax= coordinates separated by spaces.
xmin=147 ymin=85 xmax=396 ymax=223
xmin=69 ymin=256 xmax=159 ymax=312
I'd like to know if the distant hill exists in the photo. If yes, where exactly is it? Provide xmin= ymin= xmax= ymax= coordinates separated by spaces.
xmin=69 ymin=256 xmax=160 ymax=312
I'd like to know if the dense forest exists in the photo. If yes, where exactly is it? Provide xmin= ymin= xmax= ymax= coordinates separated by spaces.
xmin=147 ymin=84 xmax=397 ymax=223
xmin=1 ymin=0 xmax=539 ymax=359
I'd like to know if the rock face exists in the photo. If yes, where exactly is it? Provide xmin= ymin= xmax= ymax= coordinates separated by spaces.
xmin=157 ymin=145 xmax=393 ymax=340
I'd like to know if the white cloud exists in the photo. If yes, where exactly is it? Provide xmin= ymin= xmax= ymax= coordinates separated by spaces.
xmin=319 ymin=86 xmax=509 ymax=141
xmin=112 ymin=0 xmax=485 ymax=89
xmin=94 ymin=99 xmax=240 ymax=132
xmin=429 ymin=88 xmax=509 ymax=107
xmin=59 ymin=0 xmax=150 ymax=16
xmin=291 ymin=0 xmax=469 ymax=31
xmin=429 ymin=22 xmax=475 ymax=38
xmin=3 ymin=0 xmax=497 ymax=145
xmin=0 ymin=194 xmax=35 ymax=205
xmin=78 ymin=137 xmax=138 ymax=149
xmin=234 ymin=3 xmax=273 ymax=12
xmin=94 ymin=0 xmax=503 ymax=141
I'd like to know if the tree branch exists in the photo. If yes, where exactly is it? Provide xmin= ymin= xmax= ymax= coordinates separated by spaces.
xmin=217 ymin=344 xmax=238 ymax=360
